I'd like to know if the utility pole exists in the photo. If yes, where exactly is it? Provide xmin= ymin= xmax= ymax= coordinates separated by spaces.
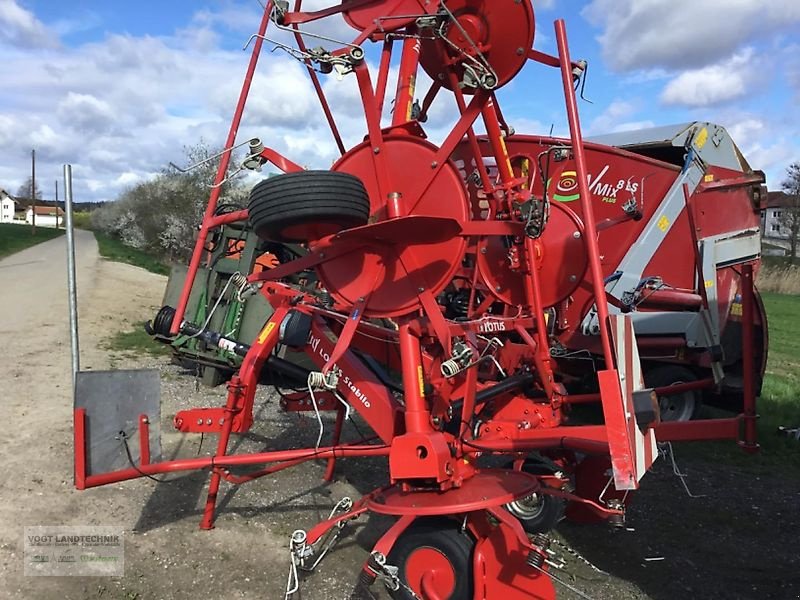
xmin=31 ymin=149 xmax=36 ymax=235
xmin=55 ymin=179 xmax=59 ymax=229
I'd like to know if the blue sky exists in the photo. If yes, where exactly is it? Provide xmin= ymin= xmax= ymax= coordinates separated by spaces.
xmin=1 ymin=0 xmax=799 ymax=202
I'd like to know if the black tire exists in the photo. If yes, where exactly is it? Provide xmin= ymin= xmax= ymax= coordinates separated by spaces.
xmin=644 ymin=364 xmax=701 ymax=422
xmin=386 ymin=519 xmax=474 ymax=600
xmin=504 ymin=459 xmax=566 ymax=534
xmin=248 ymin=171 xmax=370 ymax=243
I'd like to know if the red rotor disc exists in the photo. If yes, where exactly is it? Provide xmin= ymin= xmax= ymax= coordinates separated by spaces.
xmin=405 ymin=548 xmax=457 ymax=598
xmin=477 ymin=201 xmax=587 ymax=308
xmin=419 ymin=0 xmax=534 ymax=92
xmin=320 ymin=135 xmax=469 ymax=318
xmin=342 ymin=0 xmax=428 ymax=33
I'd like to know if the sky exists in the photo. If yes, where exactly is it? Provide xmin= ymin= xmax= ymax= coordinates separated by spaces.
xmin=1 ymin=0 xmax=799 ymax=203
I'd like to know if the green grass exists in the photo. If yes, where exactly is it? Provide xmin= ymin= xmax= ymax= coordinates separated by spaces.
xmin=93 ymin=232 xmax=170 ymax=276
xmin=679 ymin=291 xmax=800 ymax=471
xmin=106 ymin=322 xmax=171 ymax=358
xmin=0 ymin=223 xmax=64 ymax=259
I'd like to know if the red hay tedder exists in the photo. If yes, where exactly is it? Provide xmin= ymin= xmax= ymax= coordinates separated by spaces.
xmin=73 ymin=2 xmax=769 ymax=598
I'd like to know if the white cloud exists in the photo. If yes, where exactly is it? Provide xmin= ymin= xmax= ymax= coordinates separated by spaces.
xmin=582 ymin=0 xmax=800 ymax=71
xmin=588 ymin=100 xmax=654 ymax=135
xmin=0 ymin=3 xmax=379 ymax=203
xmin=660 ymin=49 xmax=758 ymax=107
xmin=0 ymin=0 xmax=57 ymax=49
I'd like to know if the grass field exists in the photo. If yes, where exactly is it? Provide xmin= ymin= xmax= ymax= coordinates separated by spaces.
xmin=684 ymin=291 xmax=800 ymax=470
xmin=0 ymin=223 xmax=64 ymax=259
xmin=107 ymin=322 xmax=171 ymax=359
xmin=93 ymin=232 xmax=170 ymax=275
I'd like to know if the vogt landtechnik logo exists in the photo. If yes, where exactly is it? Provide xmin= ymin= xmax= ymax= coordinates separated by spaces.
xmin=24 ymin=526 xmax=124 ymax=576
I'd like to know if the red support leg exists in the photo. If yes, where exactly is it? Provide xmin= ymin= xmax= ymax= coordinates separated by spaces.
xmin=740 ymin=263 xmax=759 ymax=452
xmin=324 ymin=406 xmax=346 ymax=482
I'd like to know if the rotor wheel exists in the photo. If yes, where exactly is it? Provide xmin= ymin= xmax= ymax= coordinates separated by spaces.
xmin=504 ymin=459 xmax=565 ymax=534
xmin=247 ymin=171 xmax=370 ymax=243
xmin=386 ymin=519 xmax=474 ymax=600
xmin=645 ymin=365 xmax=701 ymax=423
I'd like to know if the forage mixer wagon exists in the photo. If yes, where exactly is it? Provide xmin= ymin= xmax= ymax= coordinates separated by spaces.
xmin=73 ymin=1 xmax=768 ymax=598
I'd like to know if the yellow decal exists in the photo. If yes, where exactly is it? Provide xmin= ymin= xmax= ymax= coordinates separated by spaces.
xmin=695 ymin=127 xmax=708 ymax=149
xmin=499 ymin=135 xmax=513 ymax=177
xmin=704 ymin=279 xmax=714 ymax=289
xmin=520 ymin=158 xmax=530 ymax=190
xmin=704 ymin=174 xmax=715 ymax=183
xmin=657 ymin=215 xmax=670 ymax=232
xmin=730 ymin=302 xmax=742 ymax=317
xmin=417 ymin=365 xmax=426 ymax=397
xmin=406 ymin=75 xmax=416 ymax=121
xmin=257 ymin=322 xmax=277 ymax=345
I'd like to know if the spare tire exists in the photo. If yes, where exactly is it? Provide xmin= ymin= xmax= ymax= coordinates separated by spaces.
xmin=248 ymin=171 xmax=370 ymax=243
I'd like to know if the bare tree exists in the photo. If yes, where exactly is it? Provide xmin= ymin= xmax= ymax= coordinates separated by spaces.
xmin=779 ymin=162 xmax=800 ymax=260
xmin=15 ymin=177 xmax=42 ymax=201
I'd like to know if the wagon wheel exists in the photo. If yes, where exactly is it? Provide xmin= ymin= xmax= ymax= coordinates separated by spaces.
xmin=645 ymin=365 xmax=701 ymax=422
xmin=386 ymin=519 xmax=474 ymax=600
xmin=504 ymin=459 xmax=565 ymax=533
xmin=248 ymin=171 xmax=371 ymax=243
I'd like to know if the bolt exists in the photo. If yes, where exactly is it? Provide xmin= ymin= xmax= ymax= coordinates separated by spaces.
xmin=516 ymin=47 xmax=524 ymax=55
xmin=319 ymin=252 xmax=326 ymax=259
xmin=431 ymin=161 xmax=438 ymax=168
xmin=418 ymin=287 xmax=424 ymax=293
xmin=569 ymin=275 xmax=577 ymax=282
xmin=495 ymin=285 xmax=502 ymax=291
xmin=206 ymin=418 xmax=212 ymax=425
xmin=480 ymin=247 xmax=487 ymax=254
xmin=573 ymin=231 xmax=581 ymax=239
xmin=197 ymin=419 xmax=203 ymax=425
xmin=373 ymin=147 xmax=380 ymax=154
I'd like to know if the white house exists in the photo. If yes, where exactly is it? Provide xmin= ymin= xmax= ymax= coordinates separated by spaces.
xmin=0 ymin=189 xmax=15 ymax=223
xmin=25 ymin=205 xmax=64 ymax=228
xmin=760 ymin=191 xmax=799 ymax=256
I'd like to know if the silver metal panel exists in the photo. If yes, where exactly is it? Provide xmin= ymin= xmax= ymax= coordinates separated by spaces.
xmin=587 ymin=123 xmax=694 ymax=148
xmin=711 ymin=229 xmax=761 ymax=266
xmin=75 ymin=369 xmax=161 ymax=476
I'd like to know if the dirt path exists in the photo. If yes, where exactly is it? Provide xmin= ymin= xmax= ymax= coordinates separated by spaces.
xmin=1 ymin=234 xmax=797 ymax=600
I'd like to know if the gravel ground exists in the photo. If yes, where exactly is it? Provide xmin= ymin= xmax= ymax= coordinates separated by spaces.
xmin=2 ymin=233 xmax=798 ymax=600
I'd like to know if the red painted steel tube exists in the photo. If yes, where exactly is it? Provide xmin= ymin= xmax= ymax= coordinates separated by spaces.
xmin=563 ymin=378 xmax=715 ymax=404
xmin=398 ymin=322 xmax=431 ymax=433
xmin=636 ymin=289 xmax=703 ymax=311
xmin=324 ymin=406 xmax=346 ymax=482
xmin=406 ymin=90 xmax=489 ymax=214
xmin=220 ymin=456 xmax=309 ymax=484
xmin=74 ymin=408 xmax=86 ymax=490
xmin=81 ymin=445 xmax=390 ymax=488
xmin=206 ymin=209 xmax=249 ymax=230
xmin=171 ymin=2 xmax=273 ymax=334
xmin=655 ymin=418 xmax=740 ymax=442
xmin=392 ymin=36 xmax=420 ymax=126
xmin=481 ymin=96 xmax=515 ymax=187
xmin=292 ymin=0 xmax=346 ymax=155
xmin=554 ymin=20 xmax=614 ymax=368
xmin=375 ymin=39 xmax=394 ymax=115
xmin=741 ymin=263 xmax=759 ymax=451
xmin=138 ymin=415 xmax=150 ymax=466
xmin=448 ymin=71 xmax=493 ymax=195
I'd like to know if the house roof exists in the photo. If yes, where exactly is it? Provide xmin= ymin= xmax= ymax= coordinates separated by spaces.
xmin=28 ymin=205 xmax=64 ymax=216
xmin=766 ymin=191 xmax=800 ymax=209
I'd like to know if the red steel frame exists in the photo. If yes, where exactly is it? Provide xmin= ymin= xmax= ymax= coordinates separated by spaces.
xmin=76 ymin=4 xmax=763 ymax=598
